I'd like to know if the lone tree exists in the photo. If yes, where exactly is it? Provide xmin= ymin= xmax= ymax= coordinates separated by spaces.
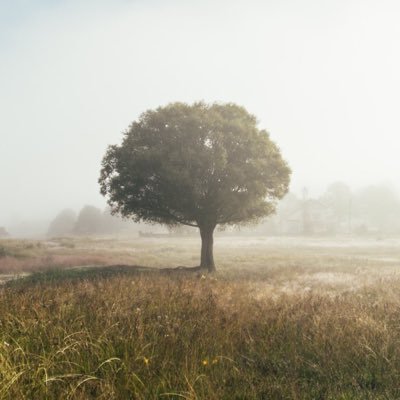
xmin=99 ymin=102 xmax=290 ymax=272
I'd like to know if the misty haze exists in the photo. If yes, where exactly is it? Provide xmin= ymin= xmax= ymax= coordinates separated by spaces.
xmin=2 ymin=1 xmax=400 ymax=399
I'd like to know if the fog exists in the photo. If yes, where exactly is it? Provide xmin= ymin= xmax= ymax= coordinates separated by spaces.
xmin=2 ymin=0 xmax=400 ymax=233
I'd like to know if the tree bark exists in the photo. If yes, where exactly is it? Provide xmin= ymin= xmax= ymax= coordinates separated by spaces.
xmin=199 ymin=225 xmax=216 ymax=272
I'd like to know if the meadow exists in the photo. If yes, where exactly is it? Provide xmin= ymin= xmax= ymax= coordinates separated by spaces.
xmin=1 ymin=235 xmax=400 ymax=399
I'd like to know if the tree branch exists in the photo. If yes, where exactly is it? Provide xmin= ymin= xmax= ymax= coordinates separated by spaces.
xmin=134 ymin=204 xmax=199 ymax=228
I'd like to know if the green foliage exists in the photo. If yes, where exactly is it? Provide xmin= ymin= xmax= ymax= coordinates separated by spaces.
xmin=99 ymin=102 xmax=291 ymax=229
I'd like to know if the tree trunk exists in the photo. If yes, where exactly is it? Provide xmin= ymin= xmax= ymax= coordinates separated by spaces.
xmin=199 ymin=225 xmax=216 ymax=272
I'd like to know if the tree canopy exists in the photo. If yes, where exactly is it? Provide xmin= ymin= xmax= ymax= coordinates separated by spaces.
xmin=99 ymin=102 xmax=291 ymax=271
xmin=47 ymin=209 xmax=77 ymax=237
xmin=74 ymin=205 xmax=104 ymax=235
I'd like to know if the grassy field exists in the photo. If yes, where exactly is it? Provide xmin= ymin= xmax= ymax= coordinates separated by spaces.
xmin=2 ymin=235 xmax=400 ymax=399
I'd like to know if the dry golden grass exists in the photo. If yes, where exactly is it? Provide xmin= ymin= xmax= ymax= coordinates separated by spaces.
xmin=1 ymin=235 xmax=400 ymax=398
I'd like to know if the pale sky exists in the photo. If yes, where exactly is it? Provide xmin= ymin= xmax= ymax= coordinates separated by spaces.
xmin=1 ymin=0 xmax=400 ymax=224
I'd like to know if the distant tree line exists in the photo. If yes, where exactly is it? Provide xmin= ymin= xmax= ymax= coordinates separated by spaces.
xmin=47 ymin=206 xmax=139 ymax=237
xmin=47 ymin=182 xmax=400 ymax=238
xmin=252 ymin=182 xmax=400 ymax=236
